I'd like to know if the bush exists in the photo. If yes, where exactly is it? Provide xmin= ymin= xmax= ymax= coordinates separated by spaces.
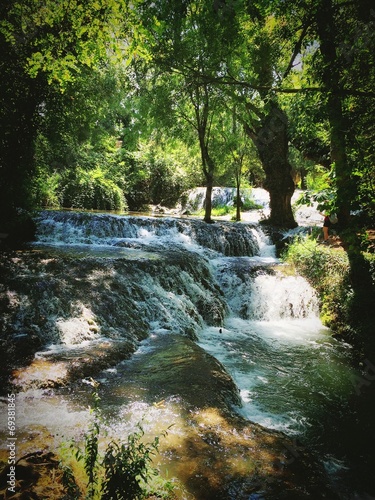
xmin=32 ymin=169 xmax=61 ymax=208
xmin=101 ymin=425 xmax=164 ymax=500
xmin=60 ymin=391 xmax=173 ymax=500
xmin=282 ymin=236 xmax=352 ymax=331
xmin=60 ymin=167 xmax=127 ymax=211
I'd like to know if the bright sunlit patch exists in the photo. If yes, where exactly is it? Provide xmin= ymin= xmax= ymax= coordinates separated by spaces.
xmin=12 ymin=359 xmax=68 ymax=387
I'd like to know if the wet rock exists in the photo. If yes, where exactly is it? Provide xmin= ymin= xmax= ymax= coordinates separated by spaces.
xmin=97 ymin=334 xmax=338 ymax=499
xmin=11 ymin=339 xmax=136 ymax=390
xmin=117 ymin=334 xmax=242 ymax=411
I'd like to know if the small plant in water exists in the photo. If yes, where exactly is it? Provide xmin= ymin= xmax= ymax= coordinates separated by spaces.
xmin=60 ymin=389 xmax=173 ymax=499
xmin=101 ymin=424 xmax=166 ymax=500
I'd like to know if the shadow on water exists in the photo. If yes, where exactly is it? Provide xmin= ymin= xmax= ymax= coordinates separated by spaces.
xmin=1 ymin=211 xmax=374 ymax=498
xmin=337 ymin=239 xmax=375 ymax=497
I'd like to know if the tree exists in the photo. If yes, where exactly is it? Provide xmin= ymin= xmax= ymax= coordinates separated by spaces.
xmin=285 ymin=0 xmax=375 ymax=224
xmin=128 ymin=0 xmax=237 ymax=222
xmin=217 ymin=107 xmax=256 ymax=221
xmin=188 ymin=82 xmax=219 ymax=222
xmin=0 ymin=0 xmax=126 ymax=233
xmin=217 ymin=5 xmax=302 ymax=228
xmin=314 ymin=0 xmax=351 ymax=224
xmin=190 ymin=1 xmax=301 ymax=227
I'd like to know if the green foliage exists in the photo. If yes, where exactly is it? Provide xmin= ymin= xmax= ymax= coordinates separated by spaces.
xmin=32 ymin=170 xmax=62 ymax=208
xmin=195 ymin=196 xmax=262 ymax=218
xmin=60 ymin=391 xmax=173 ymax=500
xmin=282 ymin=235 xmax=353 ymax=333
xmin=305 ymin=165 xmax=331 ymax=193
xmin=84 ymin=420 xmax=100 ymax=498
xmin=1 ymin=0 xmax=127 ymax=88
xmin=2 ymin=0 xmax=374 ymax=235
xmin=204 ymin=205 xmax=232 ymax=217
xmin=61 ymin=463 xmax=82 ymax=499
xmin=286 ymin=91 xmax=331 ymax=170
xmin=101 ymin=425 xmax=165 ymax=500
xmin=123 ymin=140 xmax=201 ymax=211
xmin=295 ymin=185 xmax=337 ymax=215
xmin=242 ymin=197 xmax=263 ymax=211
xmin=60 ymin=167 xmax=126 ymax=211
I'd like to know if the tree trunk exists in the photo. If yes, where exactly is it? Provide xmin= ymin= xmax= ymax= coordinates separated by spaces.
xmin=198 ymin=127 xmax=215 ymax=223
xmin=300 ymin=167 xmax=308 ymax=190
xmin=236 ymin=181 xmax=241 ymax=222
xmin=202 ymin=153 xmax=215 ymax=223
xmin=316 ymin=0 xmax=351 ymax=225
xmin=326 ymin=93 xmax=351 ymax=223
xmin=250 ymin=102 xmax=297 ymax=228
xmin=204 ymin=175 xmax=214 ymax=223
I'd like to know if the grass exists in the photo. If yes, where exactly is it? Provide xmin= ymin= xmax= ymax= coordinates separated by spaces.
xmin=195 ymin=199 xmax=263 ymax=218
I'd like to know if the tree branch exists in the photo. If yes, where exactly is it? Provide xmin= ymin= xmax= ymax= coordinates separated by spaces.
xmin=198 ymin=73 xmax=375 ymax=98
xmin=282 ymin=18 xmax=312 ymax=80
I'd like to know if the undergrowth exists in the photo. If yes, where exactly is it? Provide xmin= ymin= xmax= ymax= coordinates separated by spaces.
xmin=282 ymin=236 xmax=351 ymax=331
xmin=59 ymin=389 xmax=174 ymax=500
xmin=283 ymin=234 xmax=375 ymax=350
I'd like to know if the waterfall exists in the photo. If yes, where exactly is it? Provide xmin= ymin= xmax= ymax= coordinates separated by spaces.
xmin=28 ymin=210 xmax=320 ymax=349
xmin=214 ymin=268 xmax=320 ymax=322
xmin=2 ymin=209 xmax=364 ymax=499
xmin=246 ymin=274 xmax=319 ymax=321
xmin=35 ymin=210 xmax=261 ymax=256
xmin=180 ymin=186 xmax=270 ymax=212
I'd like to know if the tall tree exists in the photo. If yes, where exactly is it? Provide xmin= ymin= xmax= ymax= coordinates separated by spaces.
xmin=314 ymin=0 xmax=351 ymax=224
xmin=218 ymin=106 xmax=256 ymax=221
xmin=215 ymin=4 xmax=306 ymax=227
xmin=128 ymin=0 xmax=236 ymax=222
xmin=128 ymin=0 xmax=298 ymax=225
xmin=188 ymin=81 xmax=219 ymax=222
xmin=0 ymin=0 xmax=126 ymax=231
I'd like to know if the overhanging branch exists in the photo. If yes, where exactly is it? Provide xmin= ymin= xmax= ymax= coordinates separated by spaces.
xmin=186 ymin=71 xmax=375 ymax=99
xmin=282 ymin=19 xmax=312 ymax=80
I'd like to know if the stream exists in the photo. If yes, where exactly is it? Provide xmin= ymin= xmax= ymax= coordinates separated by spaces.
xmin=1 ymin=209 xmax=374 ymax=499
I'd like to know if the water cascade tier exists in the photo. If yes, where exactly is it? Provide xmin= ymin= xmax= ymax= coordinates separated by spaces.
xmin=0 ymin=210 xmax=373 ymax=499
xmin=35 ymin=210 xmax=261 ymax=256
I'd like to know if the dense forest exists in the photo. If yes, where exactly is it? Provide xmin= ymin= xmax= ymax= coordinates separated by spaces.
xmin=1 ymin=0 xmax=375 ymax=345
xmin=1 ymin=0 xmax=374 ymax=229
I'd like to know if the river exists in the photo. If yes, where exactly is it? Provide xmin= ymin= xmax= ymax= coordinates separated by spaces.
xmin=0 ymin=209 xmax=374 ymax=499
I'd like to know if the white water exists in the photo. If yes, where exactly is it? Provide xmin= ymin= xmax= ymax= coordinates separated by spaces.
xmin=31 ymin=212 xmax=356 ymax=437
xmin=197 ymin=233 xmax=355 ymax=452
xmin=2 ymin=210 xmax=365 ymax=497
xmin=33 ymin=212 xmax=356 ymax=451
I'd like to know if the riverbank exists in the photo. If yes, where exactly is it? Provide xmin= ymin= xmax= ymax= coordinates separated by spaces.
xmin=282 ymin=231 xmax=375 ymax=356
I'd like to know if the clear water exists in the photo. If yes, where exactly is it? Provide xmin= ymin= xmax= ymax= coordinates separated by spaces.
xmin=2 ymin=210 xmax=373 ymax=497
xmin=198 ymin=318 xmax=355 ymax=449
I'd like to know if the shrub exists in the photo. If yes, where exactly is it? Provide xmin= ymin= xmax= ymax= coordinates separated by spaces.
xmin=282 ymin=236 xmax=352 ymax=331
xmin=32 ymin=170 xmax=62 ymax=208
xmin=60 ymin=391 xmax=173 ymax=500
xmin=101 ymin=425 xmax=164 ymax=500
xmin=60 ymin=167 xmax=127 ymax=211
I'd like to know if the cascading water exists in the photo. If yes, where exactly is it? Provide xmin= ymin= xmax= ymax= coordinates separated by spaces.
xmin=0 ymin=210 xmax=371 ymax=498
xmin=34 ymin=210 xmax=261 ymax=256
